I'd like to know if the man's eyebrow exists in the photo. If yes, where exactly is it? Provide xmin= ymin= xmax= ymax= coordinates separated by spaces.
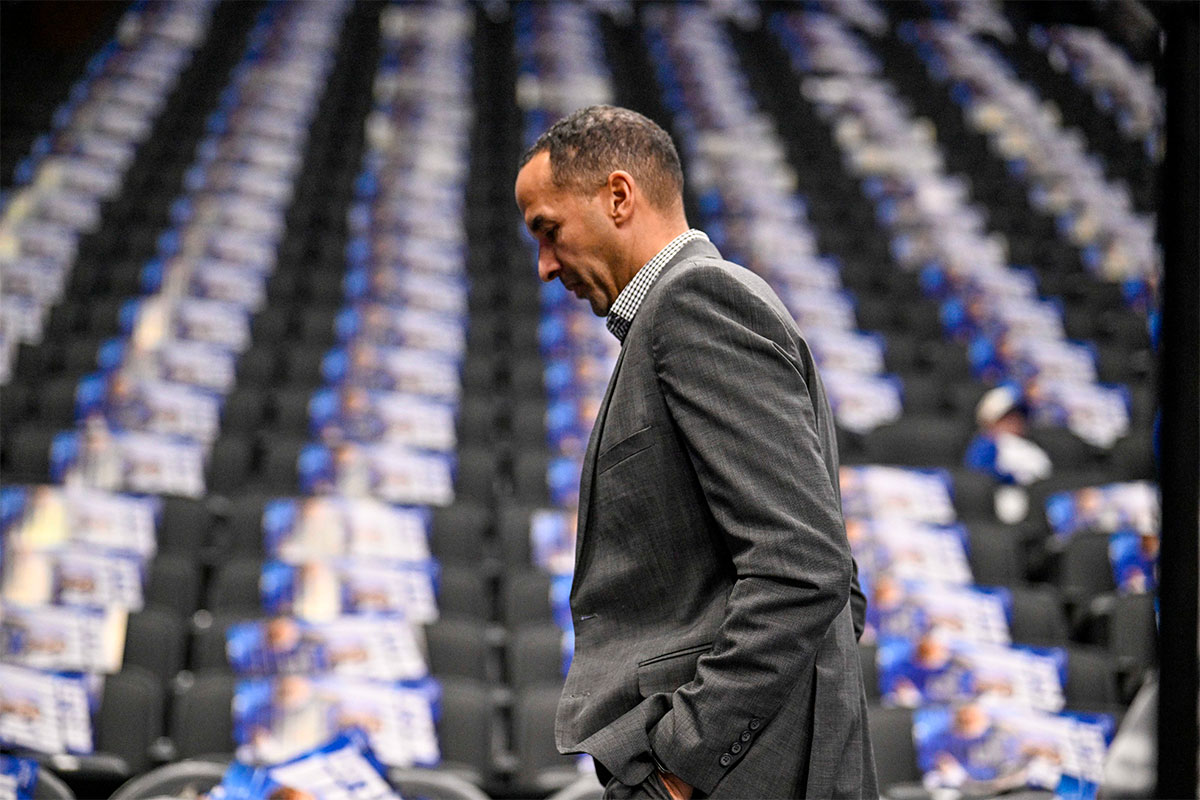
xmin=528 ymin=214 xmax=549 ymax=234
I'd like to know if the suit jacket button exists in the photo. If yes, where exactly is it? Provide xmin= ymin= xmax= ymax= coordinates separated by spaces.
xmin=748 ymin=718 xmax=761 ymax=730
xmin=730 ymin=742 xmax=742 ymax=754
xmin=740 ymin=731 xmax=751 ymax=742
xmin=719 ymin=754 xmax=732 ymax=767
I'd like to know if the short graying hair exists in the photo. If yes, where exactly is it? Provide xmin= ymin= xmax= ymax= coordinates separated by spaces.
xmin=520 ymin=105 xmax=684 ymax=211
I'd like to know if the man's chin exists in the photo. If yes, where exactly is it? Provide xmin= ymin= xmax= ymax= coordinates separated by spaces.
xmin=587 ymin=296 xmax=610 ymax=317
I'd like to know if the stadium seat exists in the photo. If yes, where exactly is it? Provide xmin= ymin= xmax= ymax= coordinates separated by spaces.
xmin=547 ymin=775 xmax=605 ymax=800
xmin=510 ymin=399 xmax=549 ymax=449
xmin=898 ymin=373 xmax=945 ymax=415
xmin=1096 ymin=343 xmax=1145 ymax=385
xmin=86 ymin=298 xmax=124 ymax=335
xmin=457 ymin=396 xmax=498 ymax=448
xmin=92 ymin=666 xmax=166 ymax=778
xmin=862 ymin=416 xmax=973 ymax=467
xmin=1008 ymin=584 xmax=1071 ymax=647
xmin=1062 ymin=304 xmax=1101 ymax=342
xmin=946 ymin=381 xmax=988 ymax=418
xmin=859 ymin=642 xmax=880 ymax=703
xmin=430 ymin=502 xmax=492 ymax=567
xmin=36 ymin=376 xmax=80 ymax=427
xmin=507 ymin=623 xmax=567 ymax=690
xmin=11 ymin=341 xmax=64 ymax=382
xmin=898 ymin=302 xmax=945 ymax=340
xmin=266 ymin=271 xmax=299 ymax=304
xmin=966 ymin=522 xmax=1029 ymax=587
xmin=145 ymin=555 xmax=202 ymax=620
xmin=439 ymin=564 xmax=495 ymax=621
xmin=511 ymin=450 xmax=550 ymax=504
xmin=881 ymin=333 xmax=918 ymax=374
xmin=454 ymin=444 xmax=498 ymax=503
xmin=207 ymin=558 xmax=264 ymax=614
xmin=171 ymin=673 xmax=236 ymax=759
xmin=949 ymin=467 xmax=997 ymax=522
xmin=391 ymin=769 xmax=492 ymax=800
xmin=836 ymin=426 xmax=867 ymax=465
xmin=1105 ymin=432 xmax=1156 ymax=481
xmin=1098 ymin=310 xmax=1150 ymax=348
xmin=854 ymin=296 xmax=899 ymax=333
xmin=1028 ymin=427 xmax=1096 ymax=472
xmin=865 ymin=706 xmax=924 ymax=799
xmin=300 ymin=307 xmax=338 ymax=345
xmin=32 ymin=768 xmax=76 ymax=800
xmin=497 ymin=503 xmax=535 ymax=568
xmin=426 ymin=617 xmax=499 ymax=683
xmin=508 ymin=356 xmax=547 ymax=396
xmin=283 ymin=344 xmax=328 ymax=386
xmin=43 ymin=304 xmax=84 ymax=339
xmin=1058 ymin=533 xmax=1119 ymax=610
xmin=2 ymin=426 xmax=54 ymax=482
xmin=189 ymin=610 xmax=260 ymax=673
xmin=124 ymin=606 xmax=187 ymax=689
xmin=250 ymin=309 xmax=289 ymax=343
xmin=204 ymin=436 xmax=254 ymax=495
xmin=270 ymin=386 xmax=314 ymax=433
xmin=0 ymin=380 xmax=31 ymax=426
xmin=434 ymin=678 xmax=499 ymax=788
xmin=912 ymin=340 xmax=970 ymax=379
xmin=108 ymin=760 xmax=228 ymax=800
xmin=220 ymin=388 xmax=267 ymax=433
xmin=255 ymin=435 xmax=304 ymax=492
xmin=63 ymin=338 xmax=104 ymax=373
xmin=1108 ymin=593 xmax=1158 ymax=686
xmin=1064 ymin=645 xmax=1124 ymax=717
xmin=461 ymin=353 xmax=498 ymax=396
xmin=158 ymin=496 xmax=213 ymax=557
xmin=302 ymin=269 xmax=345 ymax=306
xmin=236 ymin=344 xmax=281 ymax=386
xmin=208 ymin=493 xmax=267 ymax=560
xmin=502 ymin=569 xmax=555 ymax=629
xmin=512 ymin=686 xmax=584 ymax=795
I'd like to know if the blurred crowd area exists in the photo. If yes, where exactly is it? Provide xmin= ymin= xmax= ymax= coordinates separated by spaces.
xmin=0 ymin=0 xmax=1168 ymax=798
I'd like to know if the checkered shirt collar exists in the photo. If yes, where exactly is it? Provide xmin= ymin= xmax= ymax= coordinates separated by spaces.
xmin=606 ymin=229 xmax=709 ymax=342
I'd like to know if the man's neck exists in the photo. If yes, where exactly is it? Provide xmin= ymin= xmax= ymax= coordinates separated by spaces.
xmin=617 ymin=220 xmax=692 ymax=291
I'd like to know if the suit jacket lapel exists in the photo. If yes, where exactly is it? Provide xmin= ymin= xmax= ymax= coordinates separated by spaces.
xmin=573 ymin=342 xmax=627 ymax=576
xmin=571 ymin=237 xmax=721 ymax=576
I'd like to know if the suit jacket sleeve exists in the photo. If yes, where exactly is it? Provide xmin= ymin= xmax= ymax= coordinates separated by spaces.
xmin=646 ymin=264 xmax=854 ymax=793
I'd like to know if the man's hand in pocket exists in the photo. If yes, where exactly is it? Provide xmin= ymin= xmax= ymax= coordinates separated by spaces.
xmin=658 ymin=770 xmax=692 ymax=800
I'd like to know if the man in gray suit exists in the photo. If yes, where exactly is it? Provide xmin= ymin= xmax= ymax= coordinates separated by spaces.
xmin=515 ymin=106 xmax=877 ymax=799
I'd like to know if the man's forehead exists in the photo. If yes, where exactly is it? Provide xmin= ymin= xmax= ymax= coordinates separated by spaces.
xmin=515 ymin=152 xmax=551 ymax=202
xmin=515 ymin=152 xmax=558 ymax=228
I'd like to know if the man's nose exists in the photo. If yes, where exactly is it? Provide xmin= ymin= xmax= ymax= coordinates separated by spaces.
xmin=537 ymin=246 xmax=560 ymax=283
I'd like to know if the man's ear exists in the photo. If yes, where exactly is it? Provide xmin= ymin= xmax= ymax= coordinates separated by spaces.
xmin=607 ymin=170 xmax=635 ymax=225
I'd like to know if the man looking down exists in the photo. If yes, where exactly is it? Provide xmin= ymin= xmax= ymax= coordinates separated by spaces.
xmin=515 ymin=105 xmax=877 ymax=799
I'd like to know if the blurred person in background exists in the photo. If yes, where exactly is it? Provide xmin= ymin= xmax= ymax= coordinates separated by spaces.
xmin=964 ymin=385 xmax=1052 ymax=523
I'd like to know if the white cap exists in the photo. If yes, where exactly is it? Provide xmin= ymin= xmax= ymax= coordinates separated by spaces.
xmin=976 ymin=385 xmax=1022 ymax=427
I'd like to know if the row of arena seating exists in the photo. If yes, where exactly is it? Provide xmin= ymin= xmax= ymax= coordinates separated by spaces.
xmin=499 ymin=2 xmax=1159 ymax=798
xmin=0 ymin=1 xmax=1160 ymax=798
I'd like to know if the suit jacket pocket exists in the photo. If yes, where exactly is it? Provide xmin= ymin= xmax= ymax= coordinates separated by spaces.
xmin=596 ymin=425 xmax=654 ymax=475
xmin=636 ymin=642 xmax=712 ymax=698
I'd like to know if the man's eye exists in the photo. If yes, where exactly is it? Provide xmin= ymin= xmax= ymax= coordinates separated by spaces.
xmin=545 ymin=227 xmax=558 ymax=243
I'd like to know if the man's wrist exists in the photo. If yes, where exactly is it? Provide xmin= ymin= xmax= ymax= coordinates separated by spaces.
xmin=656 ymin=768 xmax=693 ymax=800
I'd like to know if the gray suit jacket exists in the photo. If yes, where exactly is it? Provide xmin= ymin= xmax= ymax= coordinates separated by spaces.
xmin=555 ymin=239 xmax=877 ymax=798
